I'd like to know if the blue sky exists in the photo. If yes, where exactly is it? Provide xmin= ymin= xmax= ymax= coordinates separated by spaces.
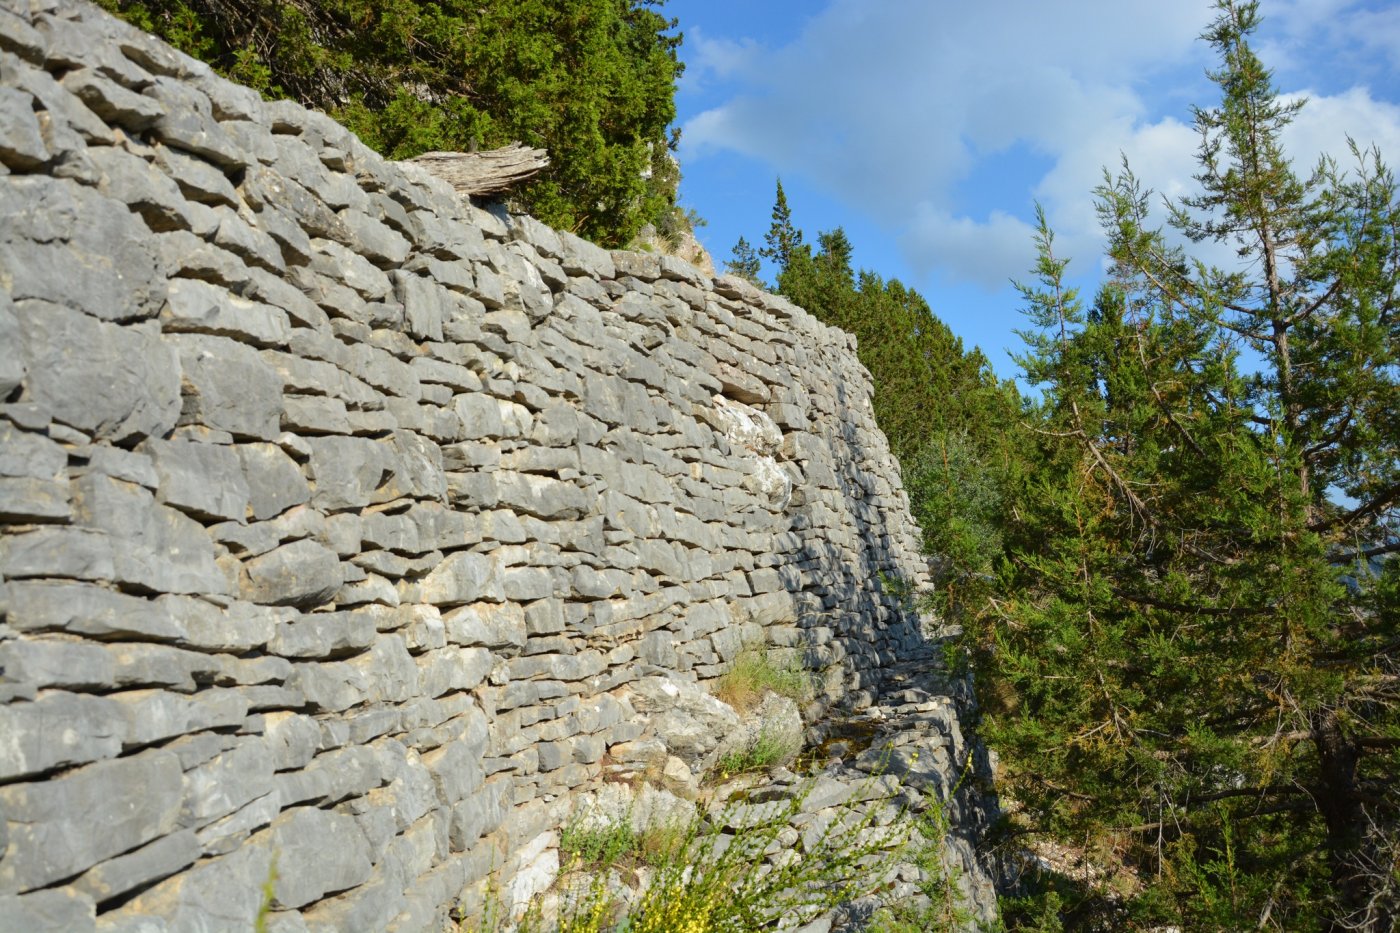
xmin=663 ymin=0 xmax=1400 ymax=379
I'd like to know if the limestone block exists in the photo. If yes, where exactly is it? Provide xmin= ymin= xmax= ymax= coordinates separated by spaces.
xmin=416 ymin=646 xmax=492 ymax=697
xmin=171 ymin=333 xmax=285 ymax=440
xmin=307 ymin=435 xmax=392 ymax=511
xmin=237 ymin=442 xmax=310 ymax=520
xmin=179 ymin=738 xmax=276 ymax=829
xmin=557 ymin=230 xmax=615 ymax=280
xmin=274 ymin=745 xmax=381 ymax=808
xmin=383 ymin=429 xmax=447 ymax=501
xmin=144 ymin=76 xmax=246 ymax=170
xmin=338 ymin=208 xmax=410 ymax=266
xmin=14 ymin=300 xmax=178 ymax=444
xmin=282 ymin=395 xmax=352 ymax=435
xmin=393 ymin=270 xmax=444 ymax=342
xmin=111 ymin=688 xmax=249 ymax=746
xmin=146 ymin=437 xmax=251 ymax=522
xmin=154 ymin=142 xmax=239 ymax=206
xmin=0 ymin=750 xmax=183 ymax=893
xmin=161 ymin=278 xmax=291 ymax=348
xmin=53 ymin=472 xmax=228 ymax=594
xmin=267 ymin=807 xmax=373 ymax=909
xmin=309 ymin=237 xmax=391 ymax=300
xmin=1 ymin=175 xmax=166 ymax=322
xmin=494 ymin=471 xmax=588 ymax=521
xmin=0 ymin=889 xmax=95 ymax=933
xmin=243 ymin=539 xmax=344 ymax=608
xmin=102 ymin=839 xmax=273 ymax=931
xmin=444 ymin=601 xmax=526 ymax=649
xmin=410 ymin=551 xmax=502 ymax=607
xmin=268 ymin=609 xmax=376 ymax=659
xmin=0 ymin=691 xmax=125 ymax=780
xmin=68 ymin=829 xmax=198 ymax=902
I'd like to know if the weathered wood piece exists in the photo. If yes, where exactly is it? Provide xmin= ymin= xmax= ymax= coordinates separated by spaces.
xmin=407 ymin=143 xmax=549 ymax=196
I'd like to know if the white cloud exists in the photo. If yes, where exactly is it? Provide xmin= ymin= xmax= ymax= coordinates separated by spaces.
xmin=902 ymin=207 xmax=1037 ymax=287
xmin=680 ymin=0 xmax=1400 ymax=290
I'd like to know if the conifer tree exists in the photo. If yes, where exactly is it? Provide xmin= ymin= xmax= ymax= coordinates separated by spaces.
xmin=992 ymin=3 xmax=1399 ymax=928
xmin=723 ymin=236 xmax=763 ymax=286
xmin=761 ymin=178 xmax=803 ymax=272
xmin=96 ymin=0 xmax=684 ymax=246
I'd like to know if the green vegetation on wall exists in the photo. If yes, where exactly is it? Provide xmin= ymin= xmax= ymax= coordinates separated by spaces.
xmin=97 ymin=0 xmax=684 ymax=246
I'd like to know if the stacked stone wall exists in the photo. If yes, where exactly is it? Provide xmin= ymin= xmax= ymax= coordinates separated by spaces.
xmin=0 ymin=1 xmax=991 ymax=929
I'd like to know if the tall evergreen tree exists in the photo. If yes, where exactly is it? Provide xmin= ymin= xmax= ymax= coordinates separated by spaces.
xmin=761 ymin=178 xmax=803 ymax=272
xmin=991 ymin=3 xmax=1399 ymax=929
xmin=723 ymin=236 xmax=763 ymax=286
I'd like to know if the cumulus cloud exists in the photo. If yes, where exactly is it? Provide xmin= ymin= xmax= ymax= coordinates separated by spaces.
xmin=681 ymin=0 xmax=1400 ymax=289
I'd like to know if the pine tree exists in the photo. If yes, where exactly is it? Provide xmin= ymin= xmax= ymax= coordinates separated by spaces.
xmin=723 ymin=236 xmax=763 ymax=286
xmin=96 ymin=0 xmax=684 ymax=246
xmin=761 ymin=178 xmax=803 ymax=272
xmin=992 ymin=3 xmax=1400 ymax=929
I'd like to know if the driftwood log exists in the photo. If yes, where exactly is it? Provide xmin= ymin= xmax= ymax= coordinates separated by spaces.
xmin=407 ymin=143 xmax=549 ymax=196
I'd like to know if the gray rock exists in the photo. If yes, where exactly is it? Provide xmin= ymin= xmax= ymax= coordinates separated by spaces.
xmin=154 ymin=143 xmax=239 ymax=206
xmin=103 ymin=839 xmax=273 ymax=932
xmin=0 ymin=176 xmax=164 ymax=323
xmin=67 ymin=472 xmax=228 ymax=594
xmin=161 ymin=278 xmax=291 ymax=348
xmin=629 ymin=676 xmax=742 ymax=769
xmin=269 ymin=609 xmax=377 ymax=659
xmin=0 ymin=690 xmax=126 ymax=780
xmin=0 ymin=889 xmax=95 ymax=933
xmin=0 ymin=750 xmax=183 ymax=893
xmin=0 ymin=86 xmax=50 ymax=170
xmin=288 ymin=660 xmax=372 ymax=713
xmin=275 ymin=745 xmax=380 ymax=810
xmin=170 ymin=334 xmax=285 ymax=441
xmin=307 ymin=435 xmax=391 ymax=511
xmin=393 ymin=271 xmax=445 ymax=341
xmin=168 ymin=596 xmax=279 ymax=652
xmin=85 ymin=144 xmax=194 ymax=233
xmin=146 ymin=437 xmax=251 ymax=522
xmin=243 ymin=538 xmax=344 ymax=608
xmin=0 ymin=475 xmax=71 ymax=523
xmin=494 ymin=471 xmax=589 ymax=520
xmin=416 ymin=646 xmax=492 ymax=697
xmin=16 ymin=302 xmax=180 ymax=444
xmin=267 ymin=807 xmax=373 ymax=909
xmin=557 ymin=230 xmax=616 ymax=279
xmin=62 ymin=68 xmax=162 ymax=130
xmin=410 ymin=552 xmax=502 ymax=607
xmin=145 ymin=76 xmax=246 ymax=170
xmin=0 ymin=296 xmax=24 ymax=398
xmin=262 ymin=711 xmax=322 ymax=770
xmin=112 ymin=688 xmax=249 ymax=746
xmin=180 ymin=738 xmax=276 ymax=828
xmin=70 ymin=830 xmax=200 ymax=904
xmin=338 ymin=208 xmax=410 ymax=266
xmin=444 ymin=602 xmax=526 ymax=649
xmin=2 ymin=580 xmax=180 ymax=642
xmin=237 ymin=442 xmax=310 ymax=520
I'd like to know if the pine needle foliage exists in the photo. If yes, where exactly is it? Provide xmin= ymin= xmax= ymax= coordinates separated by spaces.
xmin=987 ymin=3 xmax=1400 ymax=929
xmin=96 ymin=0 xmax=684 ymax=246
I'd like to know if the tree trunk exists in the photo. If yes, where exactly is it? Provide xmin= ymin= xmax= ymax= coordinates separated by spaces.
xmin=1312 ymin=708 xmax=1382 ymax=932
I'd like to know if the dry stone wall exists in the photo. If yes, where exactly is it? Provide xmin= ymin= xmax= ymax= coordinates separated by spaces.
xmin=0 ymin=1 xmax=995 ymax=929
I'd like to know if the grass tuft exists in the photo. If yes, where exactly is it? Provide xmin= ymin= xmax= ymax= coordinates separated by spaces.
xmin=713 ymin=644 xmax=812 ymax=713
